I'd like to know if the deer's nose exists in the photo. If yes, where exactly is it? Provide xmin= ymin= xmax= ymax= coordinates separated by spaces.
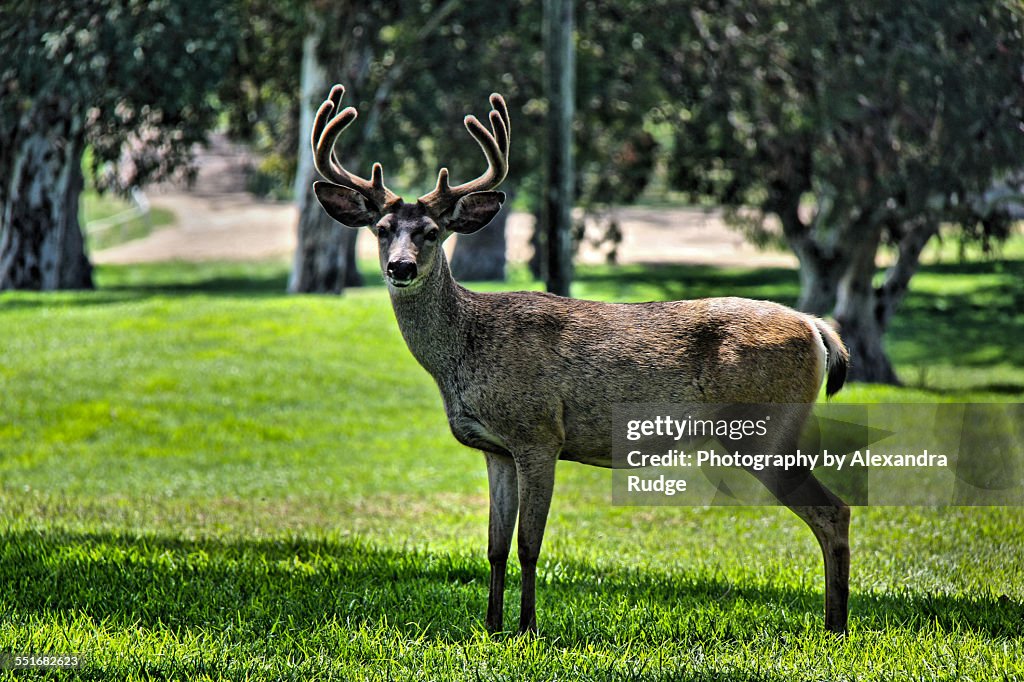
xmin=387 ymin=260 xmax=418 ymax=284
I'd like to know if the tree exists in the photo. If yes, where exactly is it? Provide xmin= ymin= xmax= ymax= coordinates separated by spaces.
xmin=419 ymin=0 xmax=665 ymax=286
xmin=224 ymin=0 xmax=523 ymax=291
xmin=0 ymin=0 xmax=236 ymax=290
xmin=449 ymin=190 xmax=513 ymax=281
xmin=570 ymin=1 xmax=666 ymax=264
xmin=280 ymin=0 xmax=667 ymax=291
xmin=406 ymin=1 xmax=541 ymax=284
xmin=528 ymin=0 xmax=668 ymax=279
xmin=662 ymin=0 xmax=1024 ymax=382
xmin=289 ymin=5 xmax=362 ymax=293
xmin=541 ymin=0 xmax=576 ymax=296
xmin=285 ymin=0 xmax=473 ymax=293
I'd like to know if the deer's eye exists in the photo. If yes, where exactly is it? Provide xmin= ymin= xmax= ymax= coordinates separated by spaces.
xmin=424 ymin=229 xmax=439 ymax=242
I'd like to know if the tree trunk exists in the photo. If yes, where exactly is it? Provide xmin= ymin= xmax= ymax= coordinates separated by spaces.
xmin=832 ymin=224 xmax=900 ymax=384
xmin=876 ymin=217 xmax=937 ymax=330
xmin=288 ymin=181 xmax=356 ymax=294
xmin=824 ymin=215 xmax=937 ymax=385
xmin=450 ymin=189 xmax=512 ymax=281
xmin=794 ymin=245 xmax=840 ymax=315
xmin=835 ymin=297 xmax=900 ymax=385
xmin=0 ymin=103 xmax=93 ymax=291
xmin=292 ymin=27 xmax=327 ymax=212
xmin=288 ymin=23 xmax=362 ymax=293
xmin=775 ymin=198 xmax=843 ymax=315
xmin=542 ymin=0 xmax=575 ymax=296
xmin=342 ymin=229 xmax=362 ymax=287
xmin=528 ymin=201 xmax=546 ymax=281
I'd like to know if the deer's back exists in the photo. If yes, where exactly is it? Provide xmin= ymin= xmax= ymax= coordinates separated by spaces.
xmin=445 ymin=290 xmax=824 ymax=464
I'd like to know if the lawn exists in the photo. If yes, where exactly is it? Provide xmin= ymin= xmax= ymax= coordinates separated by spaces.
xmin=1 ymin=254 xmax=1022 ymax=680
xmin=81 ymin=189 xmax=175 ymax=250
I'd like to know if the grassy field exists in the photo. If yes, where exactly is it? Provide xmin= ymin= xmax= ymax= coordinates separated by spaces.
xmin=81 ymin=189 xmax=175 ymax=250
xmin=1 ymin=253 xmax=1023 ymax=680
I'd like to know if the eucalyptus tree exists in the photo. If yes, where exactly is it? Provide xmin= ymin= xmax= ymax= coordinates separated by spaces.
xmin=0 ymin=0 xmax=236 ymax=290
xmin=660 ymin=0 xmax=1024 ymax=382
xmin=283 ymin=0 xmax=471 ymax=292
xmin=282 ymin=0 xmax=667 ymax=290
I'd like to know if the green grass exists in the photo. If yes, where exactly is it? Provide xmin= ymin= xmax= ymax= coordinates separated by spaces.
xmin=81 ymin=189 xmax=175 ymax=251
xmin=1 ymin=254 xmax=1023 ymax=680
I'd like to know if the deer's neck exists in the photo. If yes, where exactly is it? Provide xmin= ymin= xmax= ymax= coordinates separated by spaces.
xmin=388 ymin=253 xmax=472 ymax=378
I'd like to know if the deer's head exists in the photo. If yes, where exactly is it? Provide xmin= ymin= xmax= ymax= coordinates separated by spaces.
xmin=311 ymin=85 xmax=510 ymax=290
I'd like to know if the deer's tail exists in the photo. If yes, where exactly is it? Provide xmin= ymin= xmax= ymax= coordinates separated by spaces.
xmin=812 ymin=317 xmax=849 ymax=398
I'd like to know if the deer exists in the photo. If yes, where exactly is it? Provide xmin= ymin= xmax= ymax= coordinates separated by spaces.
xmin=310 ymin=84 xmax=852 ymax=635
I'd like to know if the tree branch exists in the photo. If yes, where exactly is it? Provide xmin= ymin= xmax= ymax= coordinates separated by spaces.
xmin=875 ymin=217 xmax=939 ymax=328
xmin=358 ymin=0 xmax=462 ymax=151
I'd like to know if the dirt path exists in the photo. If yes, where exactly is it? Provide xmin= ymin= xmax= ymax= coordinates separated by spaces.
xmin=94 ymin=137 xmax=796 ymax=269
xmin=506 ymin=207 xmax=797 ymax=269
xmin=93 ymin=136 xmax=298 ymax=265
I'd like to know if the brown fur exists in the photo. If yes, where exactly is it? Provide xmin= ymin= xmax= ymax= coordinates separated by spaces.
xmin=396 ymin=277 xmax=830 ymax=464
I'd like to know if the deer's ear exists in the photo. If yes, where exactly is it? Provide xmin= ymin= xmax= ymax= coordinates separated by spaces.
xmin=444 ymin=191 xmax=505 ymax=234
xmin=314 ymin=181 xmax=378 ymax=228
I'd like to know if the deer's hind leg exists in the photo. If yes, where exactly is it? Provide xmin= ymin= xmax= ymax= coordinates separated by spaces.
xmin=792 ymin=497 xmax=850 ymax=634
xmin=752 ymin=466 xmax=851 ymax=633
xmin=744 ymin=406 xmax=850 ymax=633
xmin=512 ymin=450 xmax=559 ymax=635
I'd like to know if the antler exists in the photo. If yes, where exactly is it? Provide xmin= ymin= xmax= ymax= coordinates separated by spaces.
xmin=312 ymin=84 xmax=400 ymax=210
xmin=417 ymin=93 xmax=510 ymax=217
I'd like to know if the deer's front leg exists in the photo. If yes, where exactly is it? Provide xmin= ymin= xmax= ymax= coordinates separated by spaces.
xmin=484 ymin=451 xmax=518 ymax=633
xmin=513 ymin=453 xmax=558 ymax=635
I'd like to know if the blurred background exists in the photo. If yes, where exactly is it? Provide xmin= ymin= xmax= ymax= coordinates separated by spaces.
xmin=4 ymin=0 xmax=1022 ymax=385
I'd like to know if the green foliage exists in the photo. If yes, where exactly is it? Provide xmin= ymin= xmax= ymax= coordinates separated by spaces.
xmin=1 ymin=254 xmax=1023 ymax=677
xmin=246 ymin=153 xmax=299 ymax=200
xmin=216 ymin=0 xmax=305 ymax=190
xmin=231 ymin=0 xmax=671 ymax=209
xmin=663 ymin=0 xmax=1024 ymax=242
xmin=0 ymin=0 xmax=238 ymax=193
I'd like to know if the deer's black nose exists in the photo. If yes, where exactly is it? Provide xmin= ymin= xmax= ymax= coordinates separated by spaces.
xmin=387 ymin=260 xmax=418 ymax=284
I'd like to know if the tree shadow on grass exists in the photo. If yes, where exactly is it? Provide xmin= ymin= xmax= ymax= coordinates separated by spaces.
xmin=0 ymin=262 xmax=794 ymax=314
xmin=0 ymin=262 xmax=393 ymax=310
xmin=102 ymin=272 xmax=292 ymax=297
xmin=890 ymin=278 xmax=1024 ymax=370
xmin=2 ymin=529 xmax=1020 ymax=652
xmin=0 ymin=273 xmax=294 ymax=311
xmin=574 ymin=264 xmax=801 ymax=306
xmin=0 ymin=291 xmax=148 ymax=310
xmin=572 ymin=257 xmax=1024 ymax=381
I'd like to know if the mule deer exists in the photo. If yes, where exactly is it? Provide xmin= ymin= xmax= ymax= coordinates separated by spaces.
xmin=311 ymin=85 xmax=852 ymax=634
